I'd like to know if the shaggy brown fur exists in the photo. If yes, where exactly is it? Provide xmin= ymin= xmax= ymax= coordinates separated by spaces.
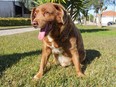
xmin=31 ymin=3 xmax=86 ymax=80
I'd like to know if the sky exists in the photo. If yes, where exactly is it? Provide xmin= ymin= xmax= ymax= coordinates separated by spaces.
xmin=88 ymin=4 xmax=116 ymax=15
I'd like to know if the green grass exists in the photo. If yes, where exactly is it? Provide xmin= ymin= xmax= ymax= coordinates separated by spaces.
xmin=0 ymin=25 xmax=116 ymax=87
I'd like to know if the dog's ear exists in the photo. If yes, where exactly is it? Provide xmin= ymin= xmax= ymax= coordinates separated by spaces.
xmin=53 ymin=3 xmax=65 ymax=24
xmin=30 ymin=7 xmax=36 ymax=24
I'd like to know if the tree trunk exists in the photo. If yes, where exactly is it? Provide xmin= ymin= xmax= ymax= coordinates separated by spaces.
xmin=83 ymin=16 xmax=87 ymax=25
xmin=94 ymin=14 xmax=97 ymax=25
xmin=97 ymin=10 xmax=102 ymax=28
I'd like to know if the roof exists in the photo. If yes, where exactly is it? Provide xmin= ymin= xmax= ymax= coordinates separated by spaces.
xmin=102 ymin=11 xmax=116 ymax=17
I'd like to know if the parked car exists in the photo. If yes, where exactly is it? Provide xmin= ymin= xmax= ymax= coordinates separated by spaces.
xmin=107 ymin=21 xmax=116 ymax=26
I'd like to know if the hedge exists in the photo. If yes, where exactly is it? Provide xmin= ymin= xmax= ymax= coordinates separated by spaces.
xmin=0 ymin=18 xmax=31 ymax=26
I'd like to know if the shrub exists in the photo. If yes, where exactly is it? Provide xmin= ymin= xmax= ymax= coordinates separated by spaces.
xmin=0 ymin=18 xmax=31 ymax=26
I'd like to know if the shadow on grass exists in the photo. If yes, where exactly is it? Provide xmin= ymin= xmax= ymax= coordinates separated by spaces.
xmin=80 ymin=29 xmax=109 ymax=33
xmin=0 ymin=50 xmax=42 ymax=77
xmin=0 ymin=49 xmax=101 ymax=77
xmin=82 ymin=49 xmax=101 ymax=73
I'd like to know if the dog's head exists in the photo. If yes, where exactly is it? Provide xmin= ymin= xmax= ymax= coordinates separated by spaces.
xmin=31 ymin=3 xmax=66 ymax=40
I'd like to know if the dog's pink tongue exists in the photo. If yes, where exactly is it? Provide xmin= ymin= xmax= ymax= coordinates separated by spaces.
xmin=38 ymin=31 xmax=45 ymax=40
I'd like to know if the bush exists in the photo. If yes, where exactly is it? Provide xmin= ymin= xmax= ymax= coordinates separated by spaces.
xmin=0 ymin=18 xmax=31 ymax=26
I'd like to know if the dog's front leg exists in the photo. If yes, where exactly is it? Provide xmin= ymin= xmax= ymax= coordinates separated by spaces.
xmin=34 ymin=46 xmax=52 ymax=80
xmin=71 ymin=49 xmax=85 ymax=77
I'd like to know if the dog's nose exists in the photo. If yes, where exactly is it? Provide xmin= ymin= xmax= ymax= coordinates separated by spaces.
xmin=32 ymin=21 xmax=38 ymax=25
xmin=32 ymin=21 xmax=38 ymax=28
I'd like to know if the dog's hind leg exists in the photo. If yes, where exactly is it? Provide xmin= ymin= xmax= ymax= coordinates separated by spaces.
xmin=79 ymin=50 xmax=86 ymax=63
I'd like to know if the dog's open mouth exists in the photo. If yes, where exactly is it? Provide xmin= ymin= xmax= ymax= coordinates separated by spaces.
xmin=38 ymin=23 xmax=52 ymax=40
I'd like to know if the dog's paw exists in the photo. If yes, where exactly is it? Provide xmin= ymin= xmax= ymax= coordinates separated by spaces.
xmin=77 ymin=72 xmax=85 ymax=77
xmin=33 ymin=73 xmax=43 ymax=81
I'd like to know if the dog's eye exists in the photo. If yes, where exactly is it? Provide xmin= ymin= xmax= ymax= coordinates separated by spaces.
xmin=45 ymin=11 xmax=54 ymax=16
xmin=45 ymin=12 xmax=50 ymax=14
xmin=43 ymin=12 xmax=50 ymax=17
xmin=34 ymin=10 xmax=39 ymax=16
xmin=35 ymin=10 xmax=39 ymax=13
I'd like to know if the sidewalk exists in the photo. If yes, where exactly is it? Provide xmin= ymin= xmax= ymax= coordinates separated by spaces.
xmin=0 ymin=27 xmax=38 ymax=36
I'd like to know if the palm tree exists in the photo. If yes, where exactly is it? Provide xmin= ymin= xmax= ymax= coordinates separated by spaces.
xmin=91 ymin=0 xmax=107 ymax=27
xmin=97 ymin=1 xmax=107 ymax=27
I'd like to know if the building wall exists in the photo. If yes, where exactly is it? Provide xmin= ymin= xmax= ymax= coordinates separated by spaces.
xmin=0 ymin=1 xmax=15 ymax=17
xmin=96 ymin=16 xmax=116 ymax=26
xmin=102 ymin=16 xmax=116 ymax=25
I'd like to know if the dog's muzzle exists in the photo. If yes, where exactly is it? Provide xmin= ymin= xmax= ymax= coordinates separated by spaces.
xmin=32 ymin=21 xmax=38 ymax=28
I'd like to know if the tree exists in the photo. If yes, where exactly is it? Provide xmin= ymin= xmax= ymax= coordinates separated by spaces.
xmin=77 ymin=0 xmax=97 ymax=25
xmin=64 ymin=0 xmax=85 ymax=21
xmin=89 ymin=14 xmax=94 ymax=22
xmin=94 ymin=0 xmax=107 ymax=27
xmin=105 ymin=0 xmax=116 ymax=22
xmin=84 ymin=0 xmax=107 ymax=27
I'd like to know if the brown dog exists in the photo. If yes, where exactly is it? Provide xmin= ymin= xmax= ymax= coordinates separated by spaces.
xmin=31 ymin=3 xmax=86 ymax=80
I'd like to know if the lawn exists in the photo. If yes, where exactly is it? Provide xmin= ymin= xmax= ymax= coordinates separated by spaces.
xmin=0 ymin=25 xmax=116 ymax=87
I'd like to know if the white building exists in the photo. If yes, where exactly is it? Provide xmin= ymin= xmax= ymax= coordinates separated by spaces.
xmin=97 ymin=11 xmax=116 ymax=26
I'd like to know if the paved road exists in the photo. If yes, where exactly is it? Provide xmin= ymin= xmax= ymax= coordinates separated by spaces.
xmin=0 ymin=27 xmax=38 ymax=36
xmin=110 ymin=25 xmax=116 ymax=27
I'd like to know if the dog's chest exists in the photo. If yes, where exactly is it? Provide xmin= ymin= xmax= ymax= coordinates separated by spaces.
xmin=47 ymin=35 xmax=62 ymax=54
xmin=47 ymin=35 xmax=72 ymax=67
